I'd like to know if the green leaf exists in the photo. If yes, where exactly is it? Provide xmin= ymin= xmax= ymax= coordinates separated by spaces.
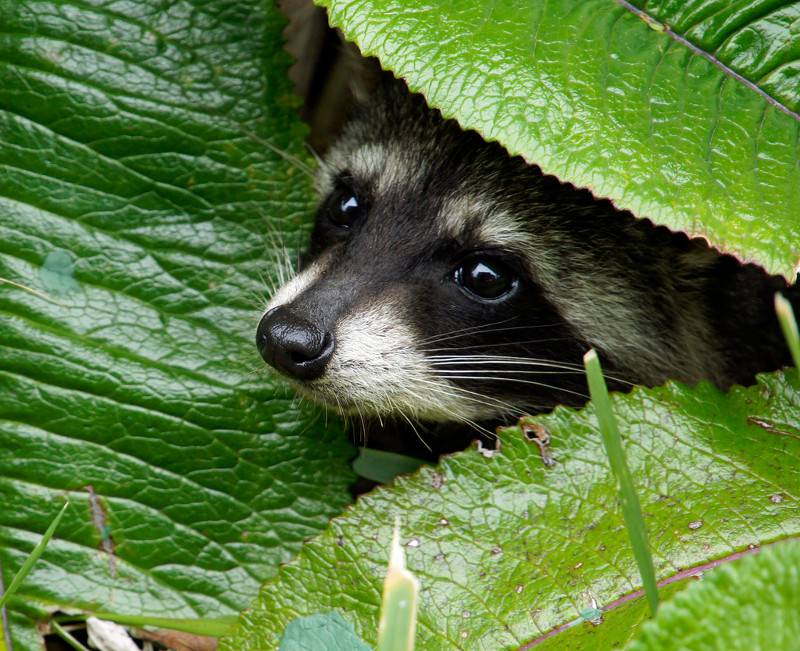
xmin=0 ymin=0 xmax=354 ymax=647
xmin=352 ymin=448 xmax=429 ymax=484
xmin=88 ymin=614 xmax=237 ymax=638
xmin=222 ymin=369 xmax=800 ymax=650
xmin=626 ymin=541 xmax=800 ymax=651
xmin=318 ymin=0 xmax=800 ymax=276
xmin=534 ymin=580 xmax=689 ymax=650
xmin=278 ymin=612 xmax=371 ymax=651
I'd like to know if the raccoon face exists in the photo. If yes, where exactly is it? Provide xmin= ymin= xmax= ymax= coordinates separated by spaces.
xmin=256 ymin=79 xmax=598 ymax=425
xmin=256 ymin=76 xmax=735 ymax=426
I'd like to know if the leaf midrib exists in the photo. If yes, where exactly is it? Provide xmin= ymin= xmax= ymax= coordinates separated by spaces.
xmin=616 ymin=0 xmax=800 ymax=122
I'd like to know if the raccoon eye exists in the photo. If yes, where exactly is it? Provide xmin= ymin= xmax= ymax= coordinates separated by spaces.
xmin=454 ymin=258 xmax=517 ymax=300
xmin=327 ymin=186 xmax=365 ymax=228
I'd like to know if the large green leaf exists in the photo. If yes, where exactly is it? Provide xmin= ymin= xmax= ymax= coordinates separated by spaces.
xmin=0 ymin=0 xmax=354 ymax=647
xmin=318 ymin=0 xmax=800 ymax=277
xmin=222 ymin=370 xmax=800 ymax=650
xmin=626 ymin=541 xmax=800 ymax=651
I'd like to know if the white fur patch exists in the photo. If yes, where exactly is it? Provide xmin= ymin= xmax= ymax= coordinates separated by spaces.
xmin=305 ymin=302 xmax=490 ymax=422
xmin=317 ymin=142 xmax=426 ymax=197
xmin=438 ymin=195 xmax=491 ymax=238
xmin=264 ymin=254 xmax=328 ymax=313
xmin=317 ymin=143 xmax=390 ymax=196
xmin=439 ymin=195 xmax=527 ymax=252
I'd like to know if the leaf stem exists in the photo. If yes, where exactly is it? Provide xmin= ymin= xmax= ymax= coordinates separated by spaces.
xmin=583 ymin=350 xmax=659 ymax=615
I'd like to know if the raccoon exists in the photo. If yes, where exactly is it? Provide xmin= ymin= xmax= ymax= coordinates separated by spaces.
xmin=257 ymin=72 xmax=797 ymax=455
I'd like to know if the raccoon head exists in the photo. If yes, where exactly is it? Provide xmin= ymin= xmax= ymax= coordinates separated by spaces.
xmin=256 ymin=75 xmax=724 ymax=426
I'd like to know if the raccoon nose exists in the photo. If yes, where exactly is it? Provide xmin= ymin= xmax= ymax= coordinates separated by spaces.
xmin=256 ymin=307 xmax=334 ymax=381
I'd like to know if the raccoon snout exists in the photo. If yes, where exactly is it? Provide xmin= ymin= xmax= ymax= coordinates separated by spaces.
xmin=256 ymin=307 xmax=335 ymax=381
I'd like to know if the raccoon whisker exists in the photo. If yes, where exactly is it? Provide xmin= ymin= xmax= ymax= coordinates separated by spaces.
xmin=437 ymin=367 xmax=585 ymax=376
xmin=421 ymin=337 xmax=576 ymax=353
xmin=427 ymin=356 xmax=588 ymax=374
xmin=437 ymin=375 xmax=589 ymax=400
xmin=427 ymin=355 xmax=586 ymax=370
xmin=390 ymin=376 xmax=488 ymax=421
xmin=448 ymin=415 xmax=496 ymax=439
xmin=419 ymin=323 xmax=566 ymax=345
xmin=417 ymin=318 xmax=518 ymax=344
xmin=429 ymin=357 xmax=635 ymax=386
xmin=354 ymin=401 xmax=368 ymax=446
xmin=448 ymin=368 xmax=633 ymax=387
xmin=410 ymin=377 xmax=525 ymax=423
xmin=330 ymin=392 xmax=360 ymax=443
xmin=260 ymin=226 xmax=298 ymax=290
xmin=305 ymin=142 xmax=324 ymax=167
xmin=395 ymin=407 xmax=432 ymax=452
xmin=407 ymin=385 xmax=498 ymax=439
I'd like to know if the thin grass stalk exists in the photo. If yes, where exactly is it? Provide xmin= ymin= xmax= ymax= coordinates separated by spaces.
xmin=583 ymin=349 xmax=659 ymax=616
xmin=775 ymin=293 xmax=800 ymax=372
xmin=50 ymin=622 xmax=89 ymax=651
xmin=0 ymin=502 xmax=69 ymax=610
xmin=87 ymin=614 xmax=237 ymax=638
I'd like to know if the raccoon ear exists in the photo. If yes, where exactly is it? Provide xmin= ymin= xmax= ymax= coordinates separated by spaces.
xmin=336 ymin=40 xmax=383 ymax=104
xmin=288 ymin=19 xmax=383 ymax=151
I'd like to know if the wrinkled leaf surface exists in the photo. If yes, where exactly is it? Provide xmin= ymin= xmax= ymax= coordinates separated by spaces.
xmin=0 ymin=0 xmax=353 ymax=647
xmin=223 ymin=371 xmax=800 ymax=650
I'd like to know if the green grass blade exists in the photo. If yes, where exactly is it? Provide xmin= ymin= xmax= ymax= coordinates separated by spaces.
xmin=87 ymin=614 xmax=237 ymax=638
xmin=377 ymin=522 xmax=419 ymax=651
xmin=0 ymin=501 xmax=69 ymax=609
xmin=50 ymin=622 xmax=89 ymax=651
xmin=775 ymin=293 xmax=800 ymax=371
xmin=583 ymin=350 xmax=659 ymax=615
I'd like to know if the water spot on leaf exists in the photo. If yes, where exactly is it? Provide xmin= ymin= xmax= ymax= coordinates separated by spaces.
xmin=40 ymin=249 xmax=79 ymax=296
xmin=580 ymin=598 xmax=603 ymax=625
xmin=279 ymin=612 xmax=370 ymax=651
xmin=579 ymin=607 xmax=603 ymax=625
